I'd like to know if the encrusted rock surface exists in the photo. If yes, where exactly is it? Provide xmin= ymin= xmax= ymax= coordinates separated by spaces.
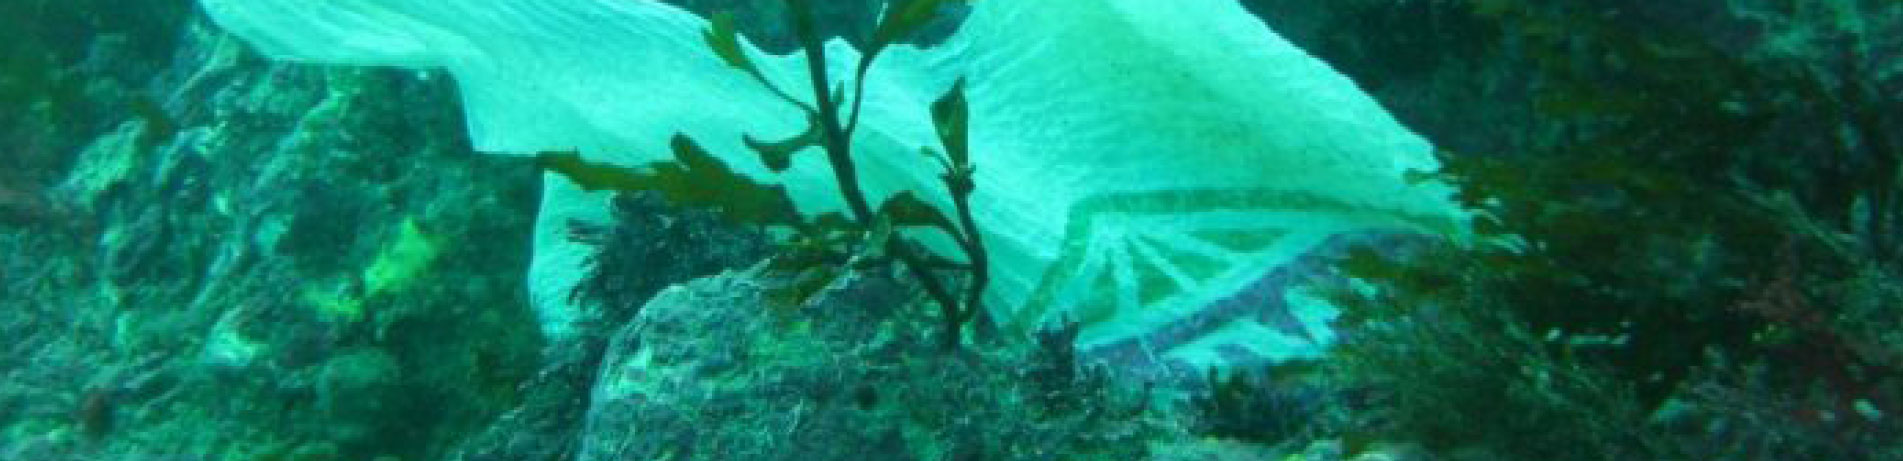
xmin=1 ymin=10 xmax=542 ymax=461
xmin=575 ymin=267 xmax=1166 ymax=461
xmin=554 ymin=266 xmax=1409 ymax=460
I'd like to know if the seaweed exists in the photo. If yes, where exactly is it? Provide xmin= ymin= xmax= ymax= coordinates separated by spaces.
xmin=539 ymin=0 xmax=987 ymax=349
xmin=1191 ymin=363 xmax=1336 ymax=447
xmin=1316 ymin=1 xmax=1903 ymax=459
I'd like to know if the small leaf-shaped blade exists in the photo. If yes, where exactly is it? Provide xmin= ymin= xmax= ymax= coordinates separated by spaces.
xmin=534 ymin=137 xmax=806 ymax=228
xmin=871 ymin=0 xmax=950 ymax=48
xmin=667 ymin=135 xmax=803 ymax=226
xmin=535 ymin=150 xmax=649 ymax=193
xmin=930 ymin=78 xmax=970 ymax=167
xmin=704 ymin=11 xmax=759 ymax=74
xmin=877 ymin=191 xmax=959 ymax=235
xmin=743 ymin=116 xmax=822 ymax=172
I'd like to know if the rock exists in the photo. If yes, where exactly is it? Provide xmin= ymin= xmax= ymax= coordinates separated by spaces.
xmin=1346 ymin=442 xmax=1431 ymax=461
xmin=1147 ymin=438 xmax=1284 ymax=460
xmin=2 ymin=8 xmax=543 ymax=461
xmin=575 ymin=267 xmax=1163 ymax=460
xmin=313 ymin=348 xmax=403 ymax=441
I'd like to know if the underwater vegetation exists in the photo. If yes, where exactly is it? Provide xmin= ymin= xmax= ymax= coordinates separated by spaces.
xmin=1192 ymin=364 xmax=1340 ymax=448
xmin=1313 ymin=0 xmax=1903 ymax=459
xmin=542 ymin=0 xmax=992 ymax=349
xmin=536 ymin=0 xmax=981 ymax=348
xmin=567 ymin=191 xmax=772 ymax=325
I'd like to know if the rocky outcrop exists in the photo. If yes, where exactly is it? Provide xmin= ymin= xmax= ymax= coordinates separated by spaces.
xmin=1 ymin=11 xmax=542 ymax=461
xmin=574 ymin=267 xmax=1164 ymax=460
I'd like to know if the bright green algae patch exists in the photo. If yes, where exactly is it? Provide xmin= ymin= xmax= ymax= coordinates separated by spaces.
xmin=299 ymin=217 xmax=442 ymax=323
xmin=363 ymin=217 xmax=441 ymax=296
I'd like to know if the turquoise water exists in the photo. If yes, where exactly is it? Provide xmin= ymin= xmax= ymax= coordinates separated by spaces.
xmin=3 ymin=1 xmax=1900 ymax=460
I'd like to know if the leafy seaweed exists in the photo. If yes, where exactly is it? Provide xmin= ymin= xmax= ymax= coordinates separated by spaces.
xmin=928 ymin=78 xmax=969 ymax=168
xmin=703 ymin=12 xmax=759 ymax=75
xmin=1320 ymin=1 xmax=1903 ymax=459
xmin=742 ymin=116 xmax=823 ymax=172
xmin=1192 ymin=364 xmax=1335 ymax=446
xmin=542 ymin=0 xmax=986 ymax=348
xmin=869 ymin=0 xmax=950 ymax=52
xmin=536 ymin=135 xmax=803 ymax=227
